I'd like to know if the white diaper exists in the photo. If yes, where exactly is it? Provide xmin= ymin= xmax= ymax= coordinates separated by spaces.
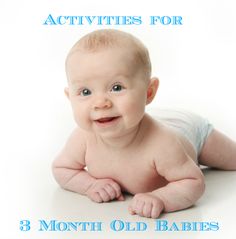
xmin=152 ymin=108 xmax=213 ymax=156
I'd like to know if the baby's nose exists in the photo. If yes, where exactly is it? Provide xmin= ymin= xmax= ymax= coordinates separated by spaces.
xmin=93 ymin=96 xmax=112 ymax=110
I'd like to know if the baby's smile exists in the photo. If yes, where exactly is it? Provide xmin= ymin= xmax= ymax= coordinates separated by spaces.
xmin=94 ymin=116 xmax=121 ymax=127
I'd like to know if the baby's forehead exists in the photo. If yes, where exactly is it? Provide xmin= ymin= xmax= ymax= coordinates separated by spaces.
xmin=66 ymin=45 xmax=141 ymax=77
xmin=66 ymin=29 xmax=151 ymax=79
xmin=66 ymin=47 xmax=139 ymax=81
xmin=68 ymin=45 xmax=133 ymax=62
xmin=66 ymin=30 xmax=145 ymax=61
xmin=67 ymin=43 xmax=138 ymax=66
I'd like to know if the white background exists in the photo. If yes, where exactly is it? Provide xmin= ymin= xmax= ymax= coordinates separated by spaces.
xmin=0 ymin=0 xmax=236 ymax=238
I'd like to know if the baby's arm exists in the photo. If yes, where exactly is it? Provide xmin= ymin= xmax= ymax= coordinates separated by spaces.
xmin=129 ymin=137 xmax=205 ymax=218
xmin=52 ymin=129 xmax=124 ymax=202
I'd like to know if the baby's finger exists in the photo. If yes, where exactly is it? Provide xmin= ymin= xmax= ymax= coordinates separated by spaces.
xmin=151 ymin=203 xmax=162 ymax=219
xmin=109 ymin=181 xmax=122 ymax=198
xmin=143 ymin=202 xmax=152 ymax=218
xmin=128 ymin=205 xmax=136 ymax=215
xmin=128 ymin=198 xmax=139 ymax=215
xmin=117 ymin=194 xmax=125 ymax=201
xmin=90 ymin=192 xmax=103 ymax=203
xmin=104 ymin=184 xmax=116 ymax=200
xmin=135 ymin=200 xmax=145 ymax=216
xmin=98 ymin=189 xmax=111 ymax=202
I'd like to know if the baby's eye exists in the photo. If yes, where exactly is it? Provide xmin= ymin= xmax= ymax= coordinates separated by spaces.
xmin=79 ymin=88 xmax=91 ymax=96
xmin=111 ymin=84 xmax=124 ymax=92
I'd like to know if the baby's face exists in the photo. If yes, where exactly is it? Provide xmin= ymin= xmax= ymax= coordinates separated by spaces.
xmin=66 ymin=47 xmax=149 ymax=138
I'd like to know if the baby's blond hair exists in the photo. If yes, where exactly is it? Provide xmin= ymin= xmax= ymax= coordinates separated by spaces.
xmin=66 ymin=29 xmax=152 ymax=79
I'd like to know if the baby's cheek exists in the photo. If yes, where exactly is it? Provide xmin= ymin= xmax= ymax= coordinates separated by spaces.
xmin=73 ymin=111 xmax=83 ymax=127
xmin=72 ymin=106 xmax=90 ymax=129
xmin=122 ymin=98 xmax=145 ymax=122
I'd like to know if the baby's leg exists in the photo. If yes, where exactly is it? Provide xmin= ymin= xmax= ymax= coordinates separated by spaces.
xmin=199 ymin=129 xmax=236 ymax=170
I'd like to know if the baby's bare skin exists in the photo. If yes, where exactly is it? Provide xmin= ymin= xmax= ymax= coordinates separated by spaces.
xmin=53 ymin=114 xmax=205 ymax=218
xmin=86 ymin=114 xmax=197 ymax=195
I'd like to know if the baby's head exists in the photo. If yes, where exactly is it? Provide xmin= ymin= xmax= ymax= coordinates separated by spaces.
xmin=66 ymin=29 xmax=152 ymax=80
xmin=65 ymin=29 xmax=159 ymax=137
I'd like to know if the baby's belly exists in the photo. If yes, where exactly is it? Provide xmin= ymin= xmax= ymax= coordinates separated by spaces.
xmin=87 ymin=162 xmax=168 ymax=195
xmin=118 ymin=173 xmax=168 ymax=195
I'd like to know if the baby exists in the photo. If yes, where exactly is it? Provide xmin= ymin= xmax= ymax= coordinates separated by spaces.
xmin=52 ymin=29 xmax=236 ymax=218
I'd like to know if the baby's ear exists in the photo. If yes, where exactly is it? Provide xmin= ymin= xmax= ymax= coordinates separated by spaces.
xmin=146 ymin=77 xmax=159 ymax=105
xmin=64 ymin=87 xmax=70 ymax=99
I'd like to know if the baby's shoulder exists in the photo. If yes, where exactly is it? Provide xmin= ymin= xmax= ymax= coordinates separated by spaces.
xmin=146 ymin=115 xmax=196 ymax=164
xmin=145 ymin=115 xmax=190 ymax=157
xmin=63 ymin=127 xmax=89 ymax=154
xmin=53 ymin=127 xmax=88 ymax=167
xmin=144 ymin=114 xmax=179 ymax=143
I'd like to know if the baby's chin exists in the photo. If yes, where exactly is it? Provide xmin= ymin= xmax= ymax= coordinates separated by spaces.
xmin=95 ymin=124 xmax=142 ymax=140
xmin=92 ymin=126 xmax=125 ymax=139
xmin=75 ymin=123 xmax=121 ymax=137
xmin=77 ymin=118 xmax=142 ymax=139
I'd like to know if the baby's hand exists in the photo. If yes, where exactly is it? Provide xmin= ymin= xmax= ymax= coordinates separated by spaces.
xmin=128 ymin=193 xmax=164 ymax=218
xmin=85 ymin=178 xmax=124 ymax=203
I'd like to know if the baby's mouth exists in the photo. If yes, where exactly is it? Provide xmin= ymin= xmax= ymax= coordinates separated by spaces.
xmin=95 ymin=116 xmax=120 ymax=124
